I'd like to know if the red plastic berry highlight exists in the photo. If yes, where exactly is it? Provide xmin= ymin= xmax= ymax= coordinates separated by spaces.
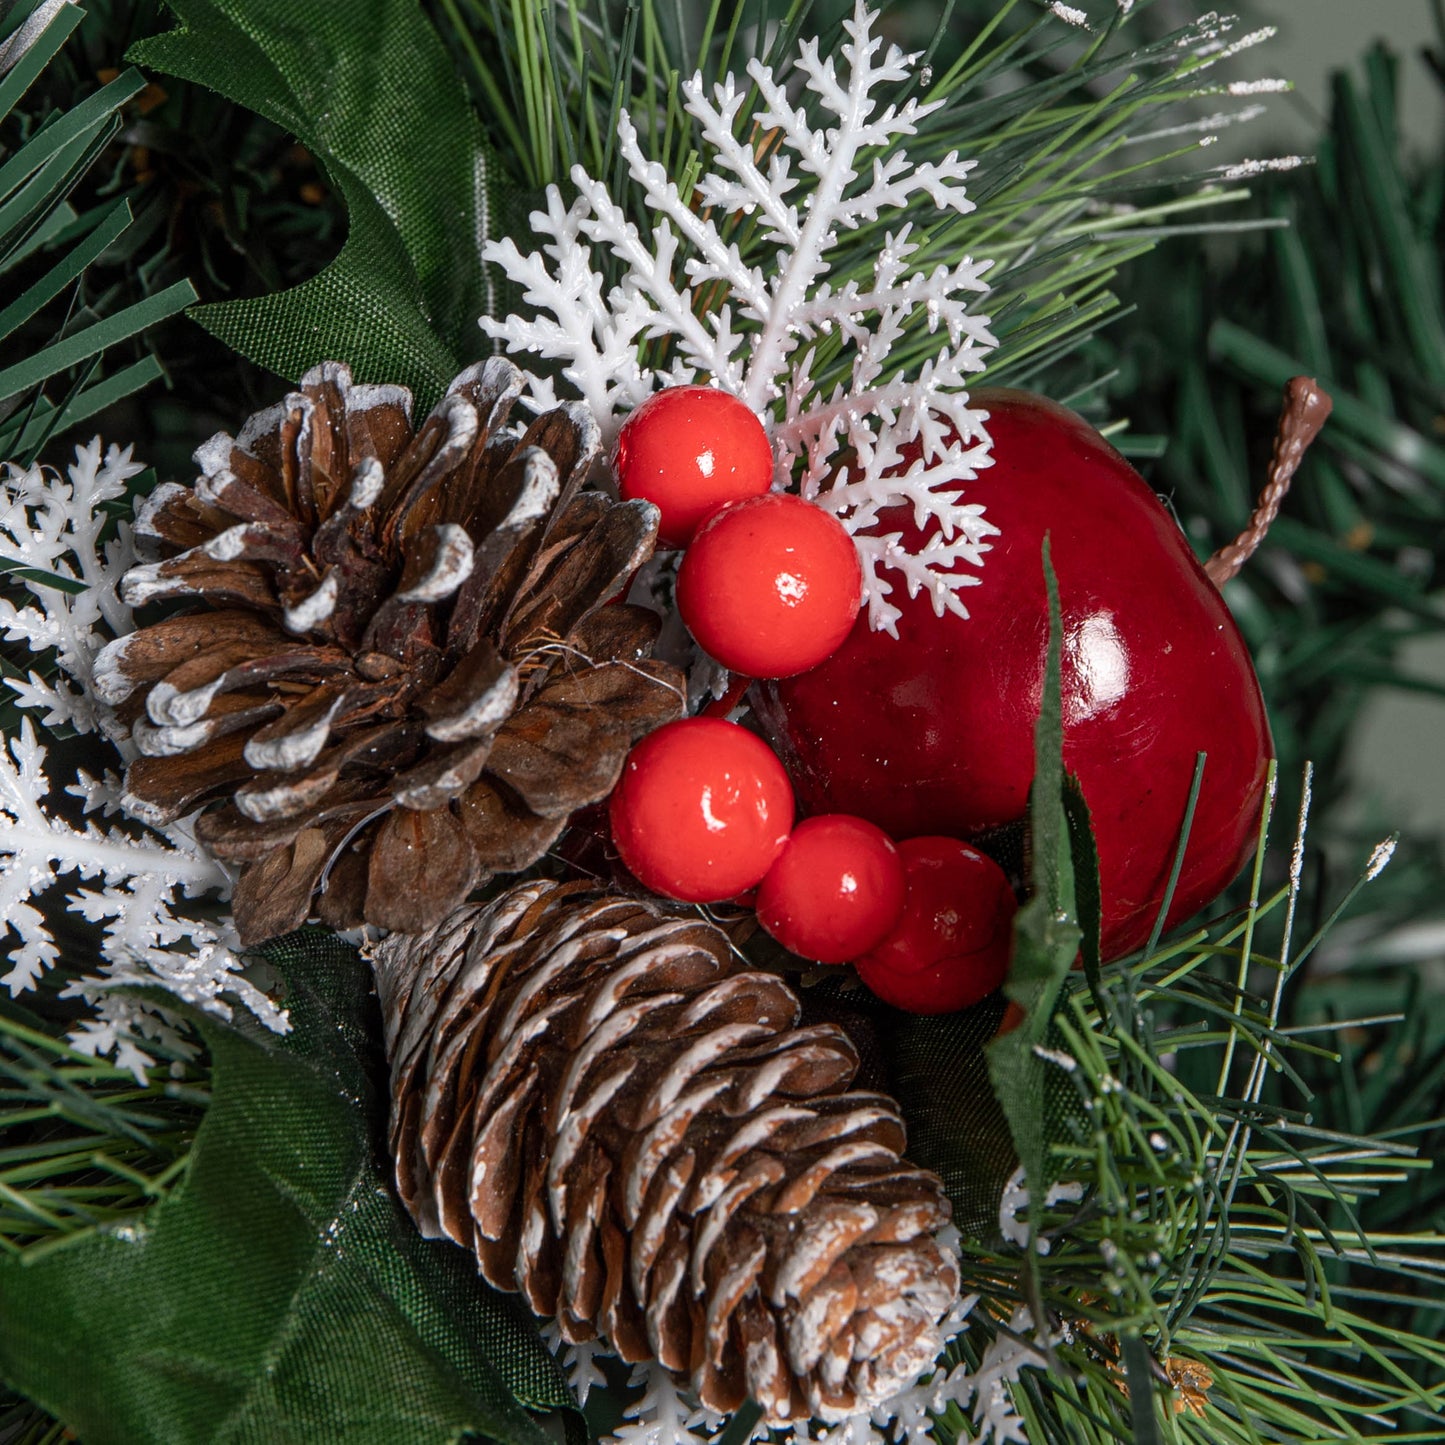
xmin=609 ymin=718 xmax=794 ymax=903
xmin=855 ymin=837 xmax=1017 ymax=1014
xmin=756 ymin=814 xmax=906 ymax=964
xmin=676 ymin=494 xmax=863 ymax=678
xmin=612 ymin=386 xmax=773 ymax=548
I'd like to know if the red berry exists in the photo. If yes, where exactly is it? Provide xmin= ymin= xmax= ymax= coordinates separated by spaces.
xmin=756 ymin=814 xmax=906 ymax=963
xmin=854 ymin=837 xmax=1017 ymax=1015
xmin=609 ymin=718 xmax=794 ymax=902
xmin=676 ymin=494 xmax=862 ymax=678
xmin=760 ymin=389 xmax=1273 ymax=959
xmin=613 ymin=386 xmax=773 ymax=548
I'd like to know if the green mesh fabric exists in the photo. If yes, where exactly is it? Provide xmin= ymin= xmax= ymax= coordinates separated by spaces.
xmin=127 ymin=0 xmax=529 ymax=413
xmin=876 ymin=997 xmax=1023 ymax=1238
xmin=0 ymin=931 xmax=573 ymax=1445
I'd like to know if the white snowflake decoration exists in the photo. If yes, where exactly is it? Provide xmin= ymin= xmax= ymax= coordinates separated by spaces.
xmin=936 ymin=1307 xmax=1052 ymax=1445
xmin=0 ymin=437 xmax=138 ymax=735
xmin=610 ymin=1362 xmax=727 ymax=1445
xmin=482 ymin=0 xmax=1000 ymax=636
xmin=997 ymin=1166 xmax=1087 ymax=1253
xmin=541 ymin=1226 xmax=1057 ymax=1445
xmin=0 ymin=443 xmax=286 ymax=1074
xmin=541 ymin=1320 xmax=609 ymax=1408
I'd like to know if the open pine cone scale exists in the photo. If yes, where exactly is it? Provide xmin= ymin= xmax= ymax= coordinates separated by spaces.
xmin=95 ymin=361 xmax=684 ymax=942
xmin=375 ymin=881 xmax=961 ymax=1424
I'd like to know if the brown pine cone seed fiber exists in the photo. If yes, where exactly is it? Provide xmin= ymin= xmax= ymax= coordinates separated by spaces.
xmin=93 ymin=361 xmax=684 ymax=942
xmin=371 ymin=879 xmax=961 ymax=1423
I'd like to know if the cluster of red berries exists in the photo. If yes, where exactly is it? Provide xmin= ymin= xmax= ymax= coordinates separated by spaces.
xmin=607 ymin=714 xmax=1016 ymax=1014
xmin=613 ymin=385 xmax=862 ymax=678
xmin=609 ymin=387 xmax=1018 ymax=1015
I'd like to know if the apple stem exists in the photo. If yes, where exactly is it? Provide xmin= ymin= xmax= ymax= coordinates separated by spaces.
xmin=1205 ymin=375 xmax=1334 ymax=587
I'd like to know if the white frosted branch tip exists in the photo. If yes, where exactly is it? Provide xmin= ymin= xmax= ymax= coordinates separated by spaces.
xmin=1218 ymin=155 xmax=1307 ymax=181
xmin=1126 ymin=106 xmax=1268 ymax=144
xmin=1227 ymin=79 xmax=1290 ymax=95
xmin=1366 ymin=838 xmax=1397 ymax=882
xmin=1287 ymin=766 xmax=1314 ymax=891
xmin=1032 ymin=1045 xmax=1078 ymax=1072
xmin=1224 ymin=26 xmax=1277 ymax=55
xmin=1196 ymin=24 xmax=1277 ymax=67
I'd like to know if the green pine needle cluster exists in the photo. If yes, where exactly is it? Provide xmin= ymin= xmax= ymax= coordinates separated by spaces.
xmin=1127 ymin=33 xmax=1445 ymax=811
xmin=0 ymin=1000 xmax=206 ymax=1256
xmin=946 ymin=791 xmax=1445 ymax=1441
xmin=1095 ymin=11 xmax=1445 ymax=1115
xmin=0 ymin=1393 xmax=68 ymax=1445
xmin=0 ymin=0 xmax=195 ymax=463
xmin=428 ymin=0 xmax=1282 ymax=415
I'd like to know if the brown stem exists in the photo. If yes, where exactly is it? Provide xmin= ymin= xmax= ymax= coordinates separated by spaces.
xmin=1205 ymin=375 xmax=1334 ymax=587
xmin=700 ymin=671 xmax=753 ymax=717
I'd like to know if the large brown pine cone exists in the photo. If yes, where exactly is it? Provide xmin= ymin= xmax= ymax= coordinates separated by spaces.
xmin=94 ymin=361 xmax=684 ymax=942
xmin=372 ymin=880 xmax=960 ymax=1424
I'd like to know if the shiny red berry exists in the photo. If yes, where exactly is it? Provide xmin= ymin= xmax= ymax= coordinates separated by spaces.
xmin=756 ymin=814 xmax=906 ymax=964
xmin=854 ymin=837 xmax=1017 ymax=1014
xmin=612 ymin=386 xmax=773 ymax=548
xmin=609 ymin=718 xmax=794 ymax=902
xmin=676 ymin=494 xmax=862 ymax=678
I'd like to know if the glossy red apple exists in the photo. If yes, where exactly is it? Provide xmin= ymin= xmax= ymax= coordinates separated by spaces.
xmin=757 ymin=388 xmax=1281 ymax=959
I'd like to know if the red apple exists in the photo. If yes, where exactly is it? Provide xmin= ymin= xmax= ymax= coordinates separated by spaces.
xmin=756 ymin=389 xmax=1273 ymax=959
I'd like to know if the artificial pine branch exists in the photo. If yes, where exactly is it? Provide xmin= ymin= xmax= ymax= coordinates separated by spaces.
xmin=1 ymin=3 xmax=1443 ymax=1444
xmin=1094 ymin=32 xmax=1445 ymax=981
xmin=434 ymin=0 xmax=1302 ymax=412
xmin=0 ymin=1 xmax=197 ymax=464
xmin=0 ymin=995 xmax=207 ymax=1253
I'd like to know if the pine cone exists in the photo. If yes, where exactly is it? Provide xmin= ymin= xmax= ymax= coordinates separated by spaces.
xmin=94 ymin=361 xmax=683 ymax=942
xmin=372 ymin=880 xmax=960 ymax=1423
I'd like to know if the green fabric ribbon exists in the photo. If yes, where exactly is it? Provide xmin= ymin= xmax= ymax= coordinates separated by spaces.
xmin=128 ymin=0 xmax=529 ymax=414
xmin=0 ymin=934 xmax=574 ymax=1445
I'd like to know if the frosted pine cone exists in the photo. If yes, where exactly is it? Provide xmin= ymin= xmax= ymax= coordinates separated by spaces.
xmin=372 ymin=880 xmax=961 ymax=1423
xmin=94 ymin=361 xmax=683 ymax=942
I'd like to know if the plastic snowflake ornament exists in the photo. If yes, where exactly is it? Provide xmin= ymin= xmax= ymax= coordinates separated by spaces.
xmin=482 ymin=0 xmax=1000 ymax=634
xmin=0 ymin=443 xmax=286 ymax=1074
xmin=0 ymin=438 xmax=140 ymax=735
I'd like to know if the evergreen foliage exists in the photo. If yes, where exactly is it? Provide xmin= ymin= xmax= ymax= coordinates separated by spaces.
xmin=0 ymin=1 xmax=1441 ymax=1442
xmin=0 ymin=0 xmax=195 ymax=465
